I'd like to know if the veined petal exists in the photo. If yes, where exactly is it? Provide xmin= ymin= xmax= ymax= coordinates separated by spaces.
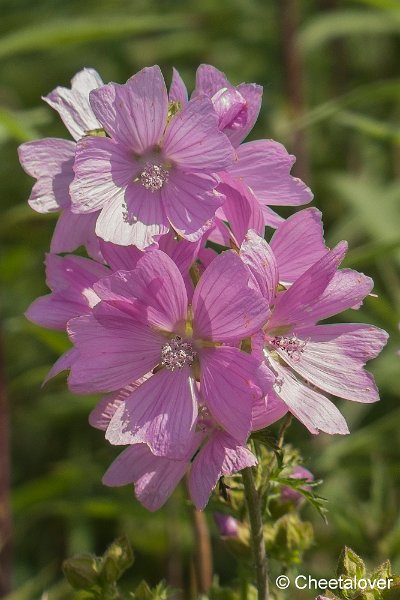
xmin=103 ymin=443 xmax=190 ymax=511
xmin=67 ymin=303 xmax=164 ymax=393
xmin=194 ymin=64 xmax=229 ymax=97
xmin=270 ymin=208 xmax=328 ymax=283
xmin=163 ymin=96 xmax=234 ymax=171
xmin=50 ymin=210 xmax=99 ymax=254
xmin=99 ymin=240 xmax=144 ymax=271
xmin=193 ymin=251 xmax=269 ymax=342
xmin=228 ymin=83 xmax=262 ymax=147
xmin=272 ymin=361 xmax=349 ymax=435
xmin=162 ymin=170 xmax=221 ymax=240
xmin=268 ymin=242 xmax=348 ymax=332
xmin=240 ymin=230 xmax=278 ymax=306
xmin=228 ymin=140 xmax=313 ymax=206
xmin=89 ymin=382 xmax=144 ymax=430
xmin=105 ymin=367 xmax=198 ymax=459
xmin=200 ymin=346 xmax=262 ymax=443
xmin=71 ymin=136 xmax=134 ymax=213
xmin=18 ymin=138 xmax=75 ymax=212
xmin=251 ymin=388 xmax=288 ymax=430
xmin=43 ymin=68 xmax=104 ymax=141
xmin=94 ymin=250 xmax=188 ymax=332
xmin=44 ymin=253 xmax=108 ymax=295
xmin=278 ymin=323 xmax=388 ymax=403
xmin=169 ymin=68 xmax=188 ymax=105
xmin=188 ymin=430 xmax=257 ymax=510
xmin=89 ymin=66 xmax=168 ymax=152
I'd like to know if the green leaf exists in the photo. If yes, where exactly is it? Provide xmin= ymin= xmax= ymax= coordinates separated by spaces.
xmin=336 ymin=546 xmax=367 ymax=580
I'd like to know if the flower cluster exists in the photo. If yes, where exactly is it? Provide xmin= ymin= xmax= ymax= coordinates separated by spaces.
xmin=21 ymin=64 xmax=388 ymax=512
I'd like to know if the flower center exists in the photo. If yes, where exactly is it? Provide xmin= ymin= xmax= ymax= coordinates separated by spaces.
xmin=161 ymin=336 xmax=196 ymax=371
xmin=270 ymin=335 xmax=307 ymax=361
xmin=139 ymin=163 xmax=169 ymax=192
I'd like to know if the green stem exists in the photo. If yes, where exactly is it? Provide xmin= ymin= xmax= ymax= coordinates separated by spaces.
xmin=242 ymin=467 xmax=268 ymax=600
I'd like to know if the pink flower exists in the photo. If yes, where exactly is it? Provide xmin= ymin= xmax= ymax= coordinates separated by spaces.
xmin=90 ymin=387 xmax=257 ymax=511
xmin=66 ymin=249 xmax=270 ymax=458
xmin=70 ymin=65 xmax=234 ymax=249
xmin=213 ymin=513 xmax=240 ymax=538
xmin=240 ymin=223 xmax=388 ymax=435
xmin=18 ymin=69 xmax=104 ymax=257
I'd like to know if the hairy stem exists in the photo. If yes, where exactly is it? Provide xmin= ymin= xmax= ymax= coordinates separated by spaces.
xmin=242 ymin=467 xmax=268 ymax=600
xmin=191 ymin=509 xmax=213 ymax=594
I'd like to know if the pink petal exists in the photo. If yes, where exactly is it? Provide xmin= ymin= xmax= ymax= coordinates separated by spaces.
xmin=169 ymin=68 xmax=188 ymax=105
xmin=240 ymin=230 xmax=278 ymax=306
xmin=44 ymin=253 xmax=108 ymax=294
xmin=43 ymin=347 xmax=79 ymax=385
xmin=95 ymin=250 xmax=188 ymax=332
xmin=279 ymin=323 xmax=388 ymax=403
xmin=43 ymin=68 xmax=104 ymax=141
xmin=71 ymin=136 xmax=134 ymax=213
xmin=18 ymin=138 xmax=75 ymax=212
xmin=268 ymin=242 xmax=348 ymax=332
xmin=89 ymin=379 xmax=148 ymax=430
xmin=217 ymin=175 xmax=264 ymax=246
xmin=163 ymin=96 xmax=233 ymax=171
xmin=228 ymin=140 xmax=313 ymax=206
xmin=99 ymin=240 xmax=144 ymax=271
xmin=193 ymin=64 xmax=229 ymax=97
xmin=67 ymin=303 xmax=164 ymax=393
xmin=51 ymin=210 xmax=100 ymax=254
xmin=270 ymin=208 xmax=328 ymax=283
xmin=89 ymin=66 xmax=168 ymax=153
xmin=103 ymin=444 xmax=189 ymax=511
xmin=212 ymin=87 xmax=247 ymax=130
xmin=200 ymin=346 xmax=262 ymax=443
xmin=162 ymin=170 xmax=221 ymax=240
xmin=228 ymin=83 xmax=263 ymax=147
xmin=193 ymin=250 xmax=269 ymax=342
xmin=106 ymin=367 xmax=198 ymax=459
xmin=261 ymin=205 xmax=285 ymax=228
xmin=188 ymin=430 xmax=257 ymax=510
xmin=252 ymin=388 xmax=288 ymax=430
xmin=272 ymin=361 xmax=349 ymax=435
xmin=95 ymin=188 xmax=168 ymax=249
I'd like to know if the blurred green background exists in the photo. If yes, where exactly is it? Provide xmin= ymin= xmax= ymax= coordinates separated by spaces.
xmin=0 ymin=0 xmax=399 ymax=598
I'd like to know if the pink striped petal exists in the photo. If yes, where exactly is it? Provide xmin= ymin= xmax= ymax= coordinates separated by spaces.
xmin=105 ymin=367 xmax=198 ymax=459
xmin=218 ymin=175 xmax=264 ymax=246
xmin=89 ymin=66 xmax=168 ymax=152
xmin=67 ymin=304 xmax=163 ymax=393
xmin=43 ymin=68 xmax=104 ymax=141
xmin=89 ymin=378 xmax=149 ymax=430
xmin=169 ymin=68 xmax=188 ymax=105
xmin=240 ymin=230 xmax=278 ymax=306
xmin=194 ymin=64 xmax=229 ymax=97
xmin=228 ymin=83 xmax=262 ymax=147
xmin=51 ymin=210 xmax=99 ymax=255
xmin=193 ymin=251 xmax=269 ymax=342
xmin=163 ymin=96 xmax=233 ymax=171
xmin=270 ymin=208 xmax=328 ymax=283
xmin=18 ymin=138 xmax=75 ymax=212
xmin=188 ymin=430 xmax=257 ymax=510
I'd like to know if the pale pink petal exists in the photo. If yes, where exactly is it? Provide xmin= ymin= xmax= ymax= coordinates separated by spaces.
xmin=240 ymin=230 xmax=278 ymax=306
xmin=261 ymin=205 xmax=285 ymax=228
xmin=105 ymin=367 xmax=198 ymax=459
xmin=228 ymin=140 xmax=313 ymax=206
xmin=200 ymin=346 xmax=262 ymax=443
xmin=54 ymin=210 xmax=101 ymax=257
xmin=43 ymin=347 xmax=79 ymax=384
xmin=169 ymin=68 xmax=188 ymax=105
xmin=67 ymin=304 xmax=164 ymax=393
xmin=44 ymin=253 xmax=108 ymax=294
xmin=217 ymin=175 xmax=264 ymax=246
xmin=268 ymin=242 xmax=348 ymax=332
xmin=158 ymin=233 xmax=202 ymax=275
xmin=89 ymin=380 xmax=147 ymax=430
xmin=103 ymin=444 xmax=189 ymax=511
xmin=71 ymin=136 xmax=134 ymax=213
xmin=43 ymin=68 xmax=104 ymax=141
xmin=95 ymin=190 xmax=168 ymax=249
xmin=89 ymin=66 xmax=168 ymax=152
xmin=188 ymin=430 xmax=257 ymax=510
xmin=278 ymin=324 xmax=388 ymax=403
xmin=212 ymin=87 xmax=247 ymax=130
xmin=193 ymin=64 xmax=229 ymax=97
xmin=252 ymin=388 xmax=288 ymax=430
xmin=18 ymin=138 xmax=75 ymax=212
xmin=26 ymin=294 xmax=91 ymax=330
xmin=270 ymin=208 xmax=328 ymax=283
xmin=94 ymin=250 xmax=188 ymax=332
xmin=272 ymin=361 xmax=349 ymax=435
xmin=193 ymin=251 xmax=269 ymax=342
xmin=228 ymin=83 xmax=263 ymax=147
xmin=162 ymin=170 xmax=221 ymax=240
xmin=99 ymin=240 xmax=144 ymax=271
xmin=163 ymin=96 xmax=233 ymax=171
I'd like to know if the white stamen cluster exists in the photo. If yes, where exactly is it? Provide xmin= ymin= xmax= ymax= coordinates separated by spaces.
xmin=139 ymin=163 xmax=169 ymax=191
xmin=270 ymin=335 xmax=307 ymax=361
xmin=161 ymin=336 xmax=196 ymax=371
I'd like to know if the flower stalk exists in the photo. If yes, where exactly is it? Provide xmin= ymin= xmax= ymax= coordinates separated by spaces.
xmin=242 ymin=466 xmax=268 ymax=600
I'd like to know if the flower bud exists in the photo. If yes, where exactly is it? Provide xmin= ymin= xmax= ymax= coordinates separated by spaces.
xmin=214 ymin=512 xmax=239 ymax=538
xmin=62 ymin=555 xmax=100 ymax=590
xmin=281 ymin=466 xmax=314 ymax=505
